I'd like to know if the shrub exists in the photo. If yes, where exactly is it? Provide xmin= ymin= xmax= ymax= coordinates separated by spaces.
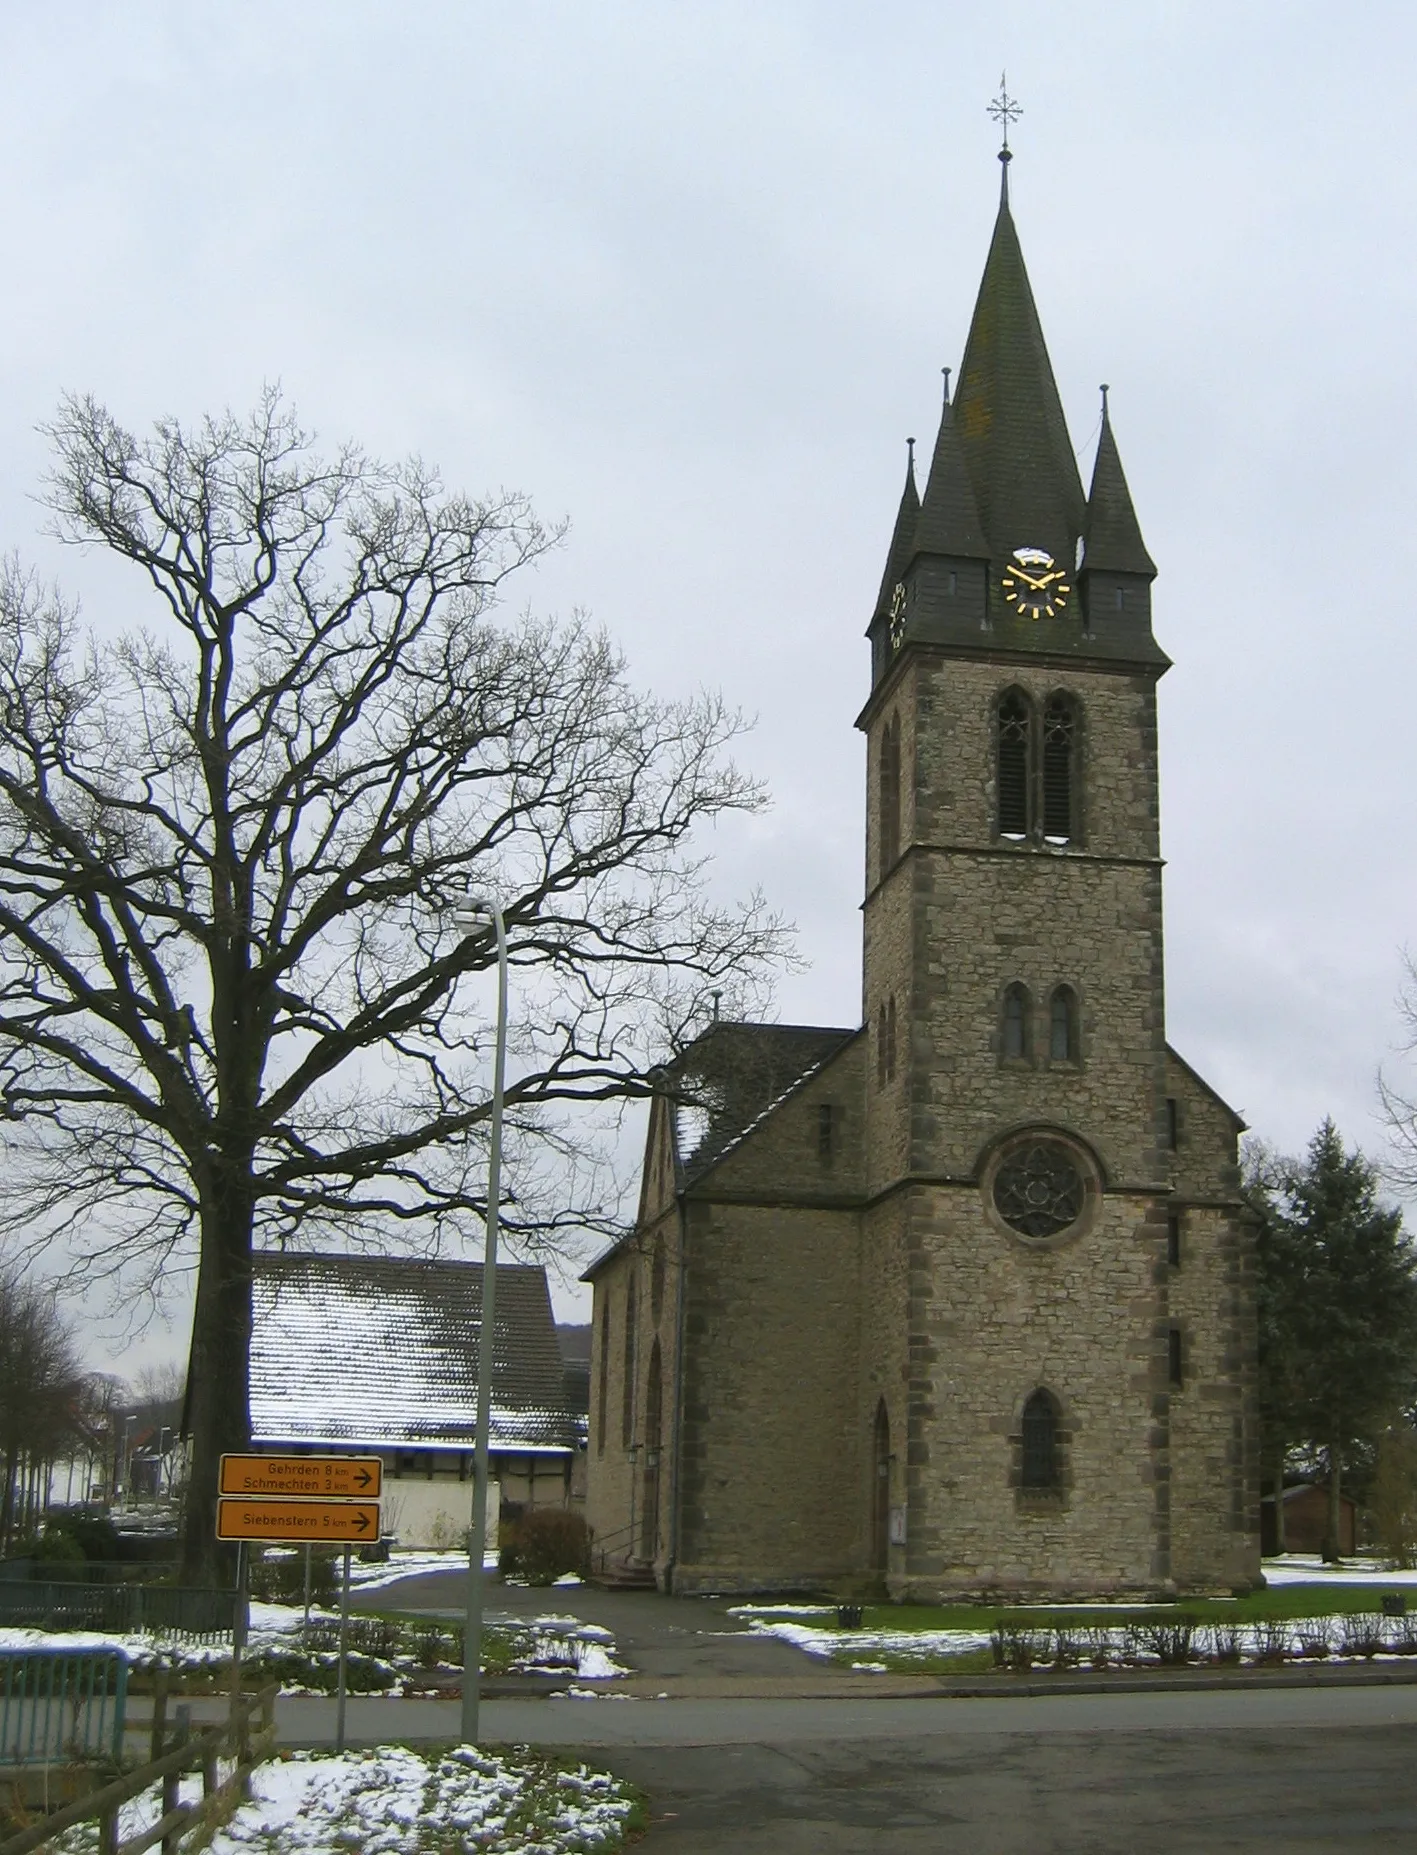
xmin=502 ymin=1509 xmax=591 ymax=1586
xmin=48 ymin=1510 xmax=120 ymax=1562
xmin=990 ymin=1624 xmax=1046 ymax=1672
xmin=1340 ymin=1614 xmax=1384 ymax=1659
xmin=1207 ymin=1622 xmax=1243 ymax=1664
xmin=248 ymin=1548 xmax=339 ymax=1608
xmin=1136 ymin=1617 xmax=1198 ymax=1665
xmin=1294 ymin=1620 xmax=1332 ymax=1659
xmin=28 ymin=1527 xmax=86 ymax=1568
xmin=1082 ymin=1627 xmax=1115 ymax=1670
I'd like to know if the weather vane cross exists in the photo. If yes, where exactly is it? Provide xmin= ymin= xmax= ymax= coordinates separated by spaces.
xmin=988 ymin=72 xmax=1022 ymax=154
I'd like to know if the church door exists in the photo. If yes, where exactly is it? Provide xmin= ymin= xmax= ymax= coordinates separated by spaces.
xmin=871 ymin=1400 xmax=890 ymax=1571
xmin=639 ymin=1341 xmax=663 ymax=1561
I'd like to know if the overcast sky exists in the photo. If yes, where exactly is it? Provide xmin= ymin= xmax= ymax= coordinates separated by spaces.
xmin=4 ymin=2 xmax=1416 ymax=1365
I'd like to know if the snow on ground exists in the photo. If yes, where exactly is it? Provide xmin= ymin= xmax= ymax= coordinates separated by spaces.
xmin=1263 ymin=1555 xmax=1417 ymax=1586
xmin=742 ymin=1617 xmax=994 ymax=1663
xmin=0 ymin=1601 xmax=626 ymax=1686
xmin=55 ymin=1746 xmax=638 ymax=1854
xmin=348 ymin=1551 xmax=496 ymax=1590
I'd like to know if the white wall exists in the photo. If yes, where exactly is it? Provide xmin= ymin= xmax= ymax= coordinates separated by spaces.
xmin=381 ymin=1476 xmax=499 ymax=1552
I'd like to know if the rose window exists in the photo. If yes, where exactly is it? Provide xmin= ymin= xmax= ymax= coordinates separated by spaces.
xmin=992 ymin=1140 xmax=1085 ymax=1239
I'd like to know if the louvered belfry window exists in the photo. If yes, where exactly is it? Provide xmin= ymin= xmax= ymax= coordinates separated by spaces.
xmin=997 ymin=690 xmax=1031 ymax=837
xmin=1042 ymin=694 xmax=1077 ymax=841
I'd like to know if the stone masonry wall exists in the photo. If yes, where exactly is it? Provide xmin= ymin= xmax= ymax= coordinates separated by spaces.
xmin=892 ymin=1181 xmax=1164 ymax=1597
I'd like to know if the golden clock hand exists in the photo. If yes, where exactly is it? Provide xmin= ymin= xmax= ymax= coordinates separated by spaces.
xmin=1010 ymin=567 xmax=1045 ymax=590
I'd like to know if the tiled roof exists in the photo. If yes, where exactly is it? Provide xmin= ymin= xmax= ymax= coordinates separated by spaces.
xmin=249 ymin=1252 xmax=580 ymax=1454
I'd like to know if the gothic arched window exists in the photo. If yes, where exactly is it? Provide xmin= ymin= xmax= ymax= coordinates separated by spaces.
xmin=996 ymin=689 xmax=1032 ymax=839
xmin=621 ymin=1275 xmax=637 ymax=1449
xmin=1020 ymin=1388 xmax=1061 ymax=1490
xmin=1049 ymin=985 xmax=1078 ymax=1064
xmin=879 ymin=712 xmax=901 ymax=874
xmin=1001 ymin=983 xmax=1031 ymax=1063
xmin=1042 ymin=693 xmax=1079 ymax=843
xmin=650 ymin=1235 xmax=666 ymax=1326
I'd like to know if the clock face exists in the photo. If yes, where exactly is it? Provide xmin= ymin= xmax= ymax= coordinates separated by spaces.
xmin=888 ymin=581 xmax=908 ymax=649
xmin=1002 ymin=546 xmax=1071 ymax=620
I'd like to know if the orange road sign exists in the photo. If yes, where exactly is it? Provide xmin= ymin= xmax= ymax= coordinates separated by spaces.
xmin=216 ymin=1497 xmax=381 ymax=1542
xmin=218 ymin=1454 xmax=383 ymax=1499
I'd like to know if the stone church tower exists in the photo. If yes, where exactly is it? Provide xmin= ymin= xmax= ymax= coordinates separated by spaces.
xmin=584 ymin=157 xmax=1261 ymax=1600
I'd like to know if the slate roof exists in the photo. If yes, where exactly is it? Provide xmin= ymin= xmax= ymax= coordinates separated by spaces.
xmin=249 ymin=1251 xmax=580 ymax=1454
xmin=872 ymin=444 xmax=920 ymax=618
xmin=669 ymin=1021 xmax=856 ymax=1185
xmin=580 ymin=1021 xmax=858 ymax=1284
xmin=1082 ymin=404 xmax=1157 ymax=577
xmin=911 ymin=381 xmax=989 ymax=564
xmin=952 ymin=182 xmax=1087 ymax=571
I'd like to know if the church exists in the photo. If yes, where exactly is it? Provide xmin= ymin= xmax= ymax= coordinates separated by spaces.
xmin=584 ymin=147 xmax=1261 ymax=1601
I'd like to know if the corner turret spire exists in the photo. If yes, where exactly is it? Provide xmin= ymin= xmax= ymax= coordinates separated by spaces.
xmin=1081 ymin=388 xmax=1156 ymax=577
xmin=872 ymin=438 xmax=920 ymax=619
xmin=911 ymin=367 xmax=988 ymax=564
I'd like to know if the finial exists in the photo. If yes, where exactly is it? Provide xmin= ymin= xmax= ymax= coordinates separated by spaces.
xmin=988 ymin=72 xmax=1022 ymax=191
xmin=710 ymin=988 xmax=722 ymax=1022
xmin=941 ymin=365 xmax=952 ymax=405
xmin=1100 ymin=383 xmax=1110 ymax=418
xmin=906 ymin=436 xmax=916 ymax=469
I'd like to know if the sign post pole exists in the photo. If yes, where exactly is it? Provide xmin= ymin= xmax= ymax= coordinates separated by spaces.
xmin=454 ymin=895 xmax=508 ymax=1747
xmin=335 ymin=1545 xmax=351 ymax=1754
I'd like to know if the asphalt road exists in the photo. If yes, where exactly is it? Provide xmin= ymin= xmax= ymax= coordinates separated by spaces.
xmin=266 ymin=1687 xmax=1417 ymax=1851
xmin=337 ymin=1571 xmax=1417 ymax=1848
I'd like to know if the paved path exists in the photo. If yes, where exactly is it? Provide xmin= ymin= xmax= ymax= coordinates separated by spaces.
xmin=354 ymin=1568 xmax=824 ymax=1691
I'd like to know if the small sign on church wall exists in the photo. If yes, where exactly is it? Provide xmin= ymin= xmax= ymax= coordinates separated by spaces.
xmin=889 ymin=1505 xmax=907 ymax=1546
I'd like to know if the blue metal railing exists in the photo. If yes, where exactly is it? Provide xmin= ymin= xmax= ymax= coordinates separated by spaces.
xmin=0 ymin=1649 xmax=127 ymax=1766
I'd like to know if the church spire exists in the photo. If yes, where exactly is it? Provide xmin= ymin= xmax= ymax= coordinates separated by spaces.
xmin=911 ymin=368 xmax=988 ymax=564
xmin=1081 ymin=387 xmax=1156 ymax=577
xmin=873 ymin=438 xmax=921 ymax=618
xmin=951 ymin=172 xmax=1087 ymax=574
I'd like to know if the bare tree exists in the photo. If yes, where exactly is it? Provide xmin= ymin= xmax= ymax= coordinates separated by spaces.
xmin=0 ymin=392 xmax=788 ymax=1575
xmin=0 ymin=1271 xmax=85 ymax=1549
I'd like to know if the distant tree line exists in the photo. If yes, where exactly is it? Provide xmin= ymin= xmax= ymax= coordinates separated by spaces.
xmin=1252 ymin=1119 xmax=1417 ymax=1563
xmin=0 ymin=1271 xmax=87 ymax=1551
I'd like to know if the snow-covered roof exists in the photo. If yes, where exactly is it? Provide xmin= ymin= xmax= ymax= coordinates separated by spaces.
xmin=249 ymin=1252 xmax=580 ymax=1455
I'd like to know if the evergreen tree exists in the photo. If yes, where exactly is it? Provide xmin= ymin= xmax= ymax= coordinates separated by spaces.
xmin=1260 ymin=1122 xmax=1417 ymax=1560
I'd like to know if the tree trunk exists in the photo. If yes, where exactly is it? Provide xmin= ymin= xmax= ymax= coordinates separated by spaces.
xmin=1274 ymin=1449 xmax=1286 ymax=1553
xmin=178 ymin=1167 xmax=256 ymax=1584
xmin=1324 ymin=1449 xmax=1343 ymax=1562
xmin=0 ymin=1442 xmax=16 ymax=1550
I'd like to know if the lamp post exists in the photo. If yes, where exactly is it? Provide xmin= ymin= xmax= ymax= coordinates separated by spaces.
xmin=451 ymin=893 xmax=508 ymax=1745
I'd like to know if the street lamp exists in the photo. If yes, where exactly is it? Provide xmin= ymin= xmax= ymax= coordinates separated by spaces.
xmin=450 ymin=893 xmax=508 ymax=1745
